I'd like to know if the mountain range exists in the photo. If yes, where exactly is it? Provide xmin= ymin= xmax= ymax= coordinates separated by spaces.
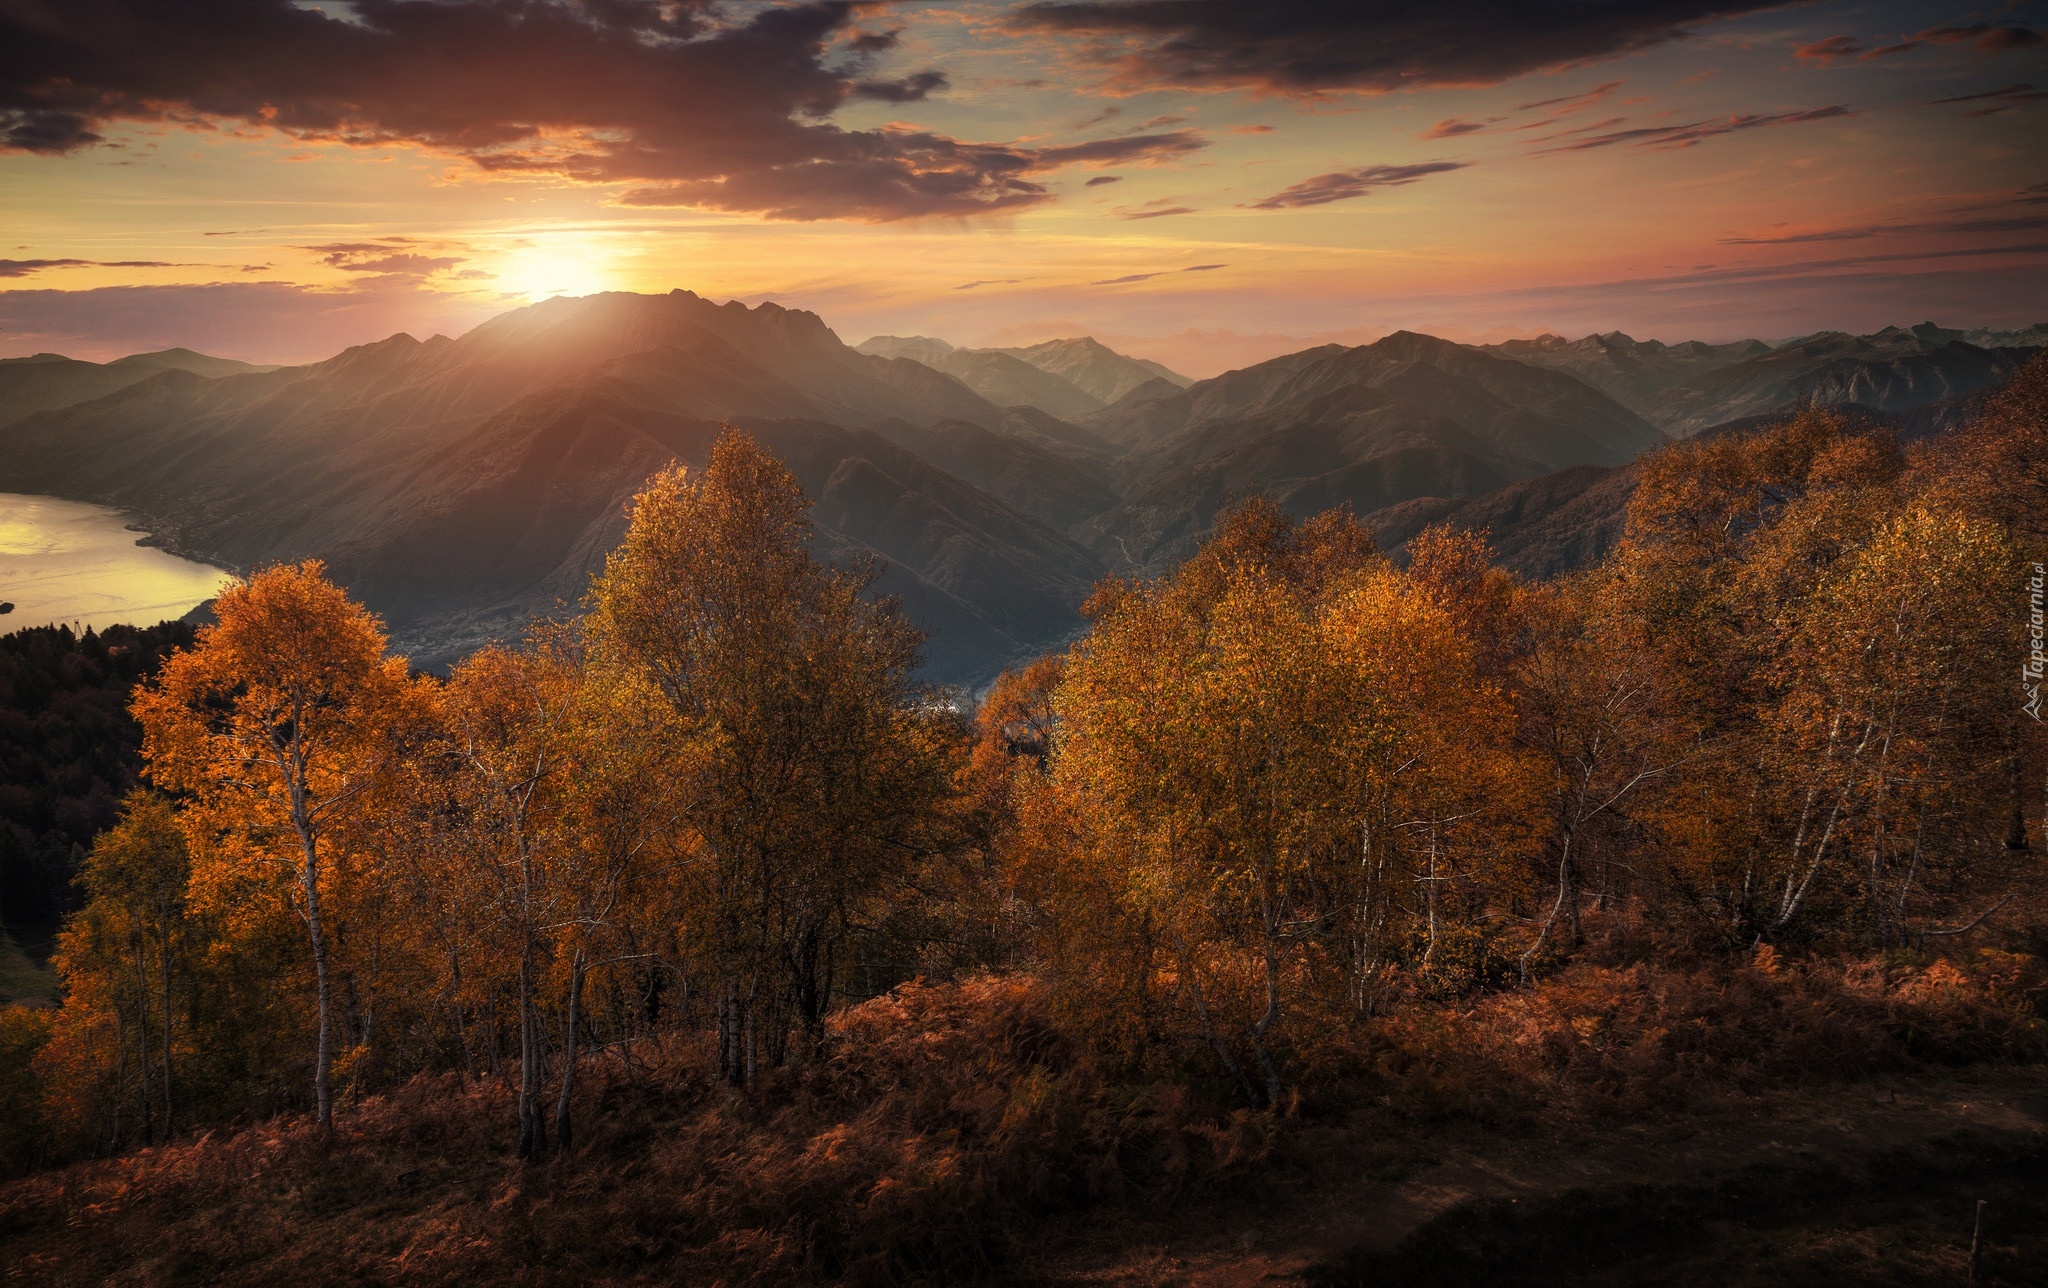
xmin=2 ymin=291 xmax=2040 ymax=686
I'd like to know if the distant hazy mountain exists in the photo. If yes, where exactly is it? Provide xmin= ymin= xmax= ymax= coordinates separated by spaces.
xmin=1487 ymin=321 xmax=2044 ymax=437
xmin=0 ymin=347 xmax=276 ymax=427
xmin=1484 ymin=332 xmax=1771 ymax=414
xmin=1641 ymin=326 xmax=2036 ymax=438
xmin=1071 ymin=331 xmax=1664 ymax=572
xmin=5 ymin=297 xmax=2034 ymax=684
xmin=856 ymin=333 xmax=1187 ymax=418
xmin=854 ymin=337 xmax=1105 ymax=419
xmin=993 ymin=336 xmax=1191 ymax=404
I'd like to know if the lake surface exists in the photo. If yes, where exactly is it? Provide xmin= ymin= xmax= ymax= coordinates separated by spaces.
xmin=0 ymin=493 xmax=235 ymax=632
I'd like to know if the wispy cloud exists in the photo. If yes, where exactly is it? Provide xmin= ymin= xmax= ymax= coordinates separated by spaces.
xmin=0 ymin=258 xmax=196 ymax=278
xmin=1721 ymin=213 xmax=2048 ymax=244
xmin=1928 ymin=83 xmax=2046 ymax=116
xmin=1253 ymin=161 xmax=1468 ymax=210
xmin=1533 ymin=106 xmax=1850 ymax=153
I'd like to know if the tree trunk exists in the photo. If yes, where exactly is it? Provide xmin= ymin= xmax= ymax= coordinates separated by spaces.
xmin=159 ymin=924 xmax=175 ymax=1138
xmin=516 ymin=943 xmax=546 ymax=1161
xmin=301 ymin=845 xmax=335 ymax=1132
xmin=132 ymin=943 xmax=153 ymax=1145
xmin=553 ymin=948 xmax=586 ymax=1153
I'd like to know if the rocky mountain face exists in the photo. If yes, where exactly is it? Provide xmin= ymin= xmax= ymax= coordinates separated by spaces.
xmin=1489 ymin=322 xmax=2044 ymax=436
xmin=5 ymin=296 xmax=2035 ymax=685
xmin=0 ymin=348 xmax=276 ymax=427
xmin=856 ymin=333 xmax=1192 ymax=419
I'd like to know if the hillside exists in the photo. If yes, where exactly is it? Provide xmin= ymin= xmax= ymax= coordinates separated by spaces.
xmin=1073 ymin=331 xmax=1662 ymax=572
xmin=0 ymin=348 xmax=275 ymax=427
xmin=5 ymin=300 xmax=2039 ymax=682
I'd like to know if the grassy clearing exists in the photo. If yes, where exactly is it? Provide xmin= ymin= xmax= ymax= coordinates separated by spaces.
xmin=0 ymin=931 xmax=55 ymax=1009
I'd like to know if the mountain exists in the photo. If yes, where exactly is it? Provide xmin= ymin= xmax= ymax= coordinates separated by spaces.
xmin=7 ymin=297 xmax=2032 ymax=685
xmin=0 ymin=348 xmax=276 ymax=427
xmin=855 ymin=341 xmax=1106 ymax=419
xmin=1484 ymin=332 xmax=1771 ymax=414
xmin=856 ymin=333 xmax=1184 ymax=419
xmin=1641 ymin=327 xmax=2036 ymax=438
xmin=1365 ymin=463 xmax=1638 ymax=580
xmin=991 ymin=337 xmax=1192 ymax=403
xmin=1071 ymin=331 xmax=1664 ymax=572
xmin=0 ymin=292 xmax=1102 ymax=683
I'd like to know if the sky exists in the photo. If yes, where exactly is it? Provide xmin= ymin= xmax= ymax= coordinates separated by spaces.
xmin=1 ymin=0 xmax=2043 ymax=376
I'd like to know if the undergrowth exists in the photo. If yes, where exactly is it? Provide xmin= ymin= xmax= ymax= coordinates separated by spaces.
xmin=1 ymin=946 xmax=2042 ymax=1286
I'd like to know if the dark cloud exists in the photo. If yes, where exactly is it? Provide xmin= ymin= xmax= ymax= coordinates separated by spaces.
xmin=954 ymin=278 xmax=1028 ymax=289
xmin=1007 ymin=1 xmax=1785 ymax=95
xmin=1792 ymin=35 xmax=1868 ymax=63
xmin=1795 ymin=23 xmax=2041 ymax=63
xmin=1917 ymin=24 xmax=2041 ymax=52
xmin=0 ymin=0 xmax=1200 ymax=222
xmin=1085 ymin=174 xmax=1124 ymax=186
xmin=1533 ymin=105 xmax=1849 ymax=152
xmin=0 ymin=258 xmax=192 ymax=277
xmin=847 ymin=30 xmax=902 ymax=54
xmin=1928 ymin=82 xmax=2047 ymax=116
xmin=1120 ymin=205 xmax=1196 ymax=219
xmin=1423 ymin=118 xmax=1493 ymax=138
xmin=850 ymin=71 xmax=949 ymax=103
xmin=1183 ymin=263 xmax=1226 ymax=271
xmin=1092 ymin=272 xmax=1160 ymax=285
xmin=1252 ymin=161 xmax=1468 ymax=210
xmin=0 ymin=259 xmax=91 ymax=278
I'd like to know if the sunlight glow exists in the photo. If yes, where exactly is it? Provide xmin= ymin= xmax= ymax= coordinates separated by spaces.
xmin=494 ymin=243 xmax=620 ymax=302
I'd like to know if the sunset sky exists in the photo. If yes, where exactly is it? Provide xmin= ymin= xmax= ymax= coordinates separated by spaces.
xmin=2 ymin=0 xmax=2043 ymax=374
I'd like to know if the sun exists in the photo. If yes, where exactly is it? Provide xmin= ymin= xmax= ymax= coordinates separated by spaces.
xmin=494 ymin=243 xmax=619 ymax=301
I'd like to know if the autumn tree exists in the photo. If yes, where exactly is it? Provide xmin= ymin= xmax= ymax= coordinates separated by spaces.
xmin=132 ymin=561 xmax=411 ymax=1129
xmin=587 ymin=428 xmax=950 ymax=1085
xmin=1054 ymin=499 xmax=1381 ymax=1105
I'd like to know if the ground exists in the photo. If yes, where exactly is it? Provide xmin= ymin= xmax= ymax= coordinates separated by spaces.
xmin=1041 ymin=1068 xmax=2048 ymax=1287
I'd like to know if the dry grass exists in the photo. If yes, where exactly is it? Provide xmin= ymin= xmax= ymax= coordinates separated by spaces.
xmin=1 ymin=948 xmax=2042 ymax=1286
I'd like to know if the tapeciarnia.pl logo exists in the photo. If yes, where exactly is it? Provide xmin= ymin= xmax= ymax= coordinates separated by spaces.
xmin=2026 ymin=561 xmax=2045 ymax=721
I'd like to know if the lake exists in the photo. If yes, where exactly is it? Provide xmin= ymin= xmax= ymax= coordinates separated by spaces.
xmin=0 ymin=493 xmax=236 ymax=632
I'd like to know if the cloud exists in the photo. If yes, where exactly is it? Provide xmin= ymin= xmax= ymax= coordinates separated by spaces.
xmin=1120 ymin=205 xmax=1196 ymax=219
xmin=954 ymin=278 xmax=1028 ymax=290
xmin=1721 ymin=213 xmax=2048 ymax=244
xmin=1253 ymin=161 xmax=1468 ymax=210
xmin=0 ymin=0 xmax=1203 ymax=222
xmin=1534 ymin=105 xmax=1849 ymax=152
xmin=1091 ymin=272 xmax=1160 ymax=285
xmin=1795 ymin=23 xmax=2041 ymax=64
xmin=297 ymin=241 xmax=469 ymax=278
xmin=1916 ymin=24 xmax=2042 ymax=52
xmin=850 ymin=71 xmax=949 ymax=103
xmin=1792 ymin=35 xmax=1867 ymax=63
xmin=1007 ymin=1 xmax=1784 ymax=95
xmin=1928 ymin=83 xmax=2047 ymax=116
xmin=1422 ymin=118 xmax=1493 ymax=138
xmin=1085 ymin=174 xmax=1124 ymax=186
xmin=0 ymin=258 xmax=194 ymax=278
xmin=1183 ymin=263 xmax=1226 ymax=271
xmin=0 ymin=280 xmax=499 ymax=364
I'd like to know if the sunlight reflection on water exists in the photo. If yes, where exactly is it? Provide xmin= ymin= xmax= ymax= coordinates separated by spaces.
xmin=0 ymin=493 xmax=235 ymax=632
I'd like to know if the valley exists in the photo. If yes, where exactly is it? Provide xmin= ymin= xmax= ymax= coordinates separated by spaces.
xmin=3 ymin=291 xmax=2040 ymax=684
